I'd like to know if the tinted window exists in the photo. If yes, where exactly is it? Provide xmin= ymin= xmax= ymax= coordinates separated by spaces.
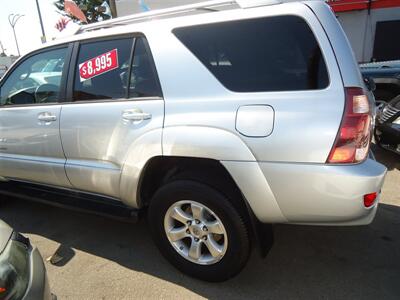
xmin=73 ymin=38 xmax=133 ymax=101
xmin=129 ymin=38 xmax=162 ymax=98
xmin=173 ymin=16 xmax=329 ymax=92
xmin=0 ymin=47 xmax=67 ymax=105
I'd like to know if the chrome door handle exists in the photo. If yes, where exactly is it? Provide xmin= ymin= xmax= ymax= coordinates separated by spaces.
xmin=122 ymin=109 xmax=152 ymax=121
xmin=38 ymin=112 xmax=57 ymax=122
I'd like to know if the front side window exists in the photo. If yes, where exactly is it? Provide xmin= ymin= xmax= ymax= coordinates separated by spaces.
xmin=0 ymin=47 xmax=67 ymax=106
xmin=173 ymin=16 xmax=329 ymax=92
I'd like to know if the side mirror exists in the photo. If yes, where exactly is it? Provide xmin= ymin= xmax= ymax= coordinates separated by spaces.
xmin=364 ymin=77 xmax=376 ymax=92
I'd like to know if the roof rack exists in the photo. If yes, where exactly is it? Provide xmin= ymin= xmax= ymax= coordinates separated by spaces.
xmin=76 ymin=0 xmax=281 ymax=34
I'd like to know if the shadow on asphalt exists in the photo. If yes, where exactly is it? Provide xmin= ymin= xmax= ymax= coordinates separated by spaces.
xmin=1 ymin=198 xmax=399 ymax=299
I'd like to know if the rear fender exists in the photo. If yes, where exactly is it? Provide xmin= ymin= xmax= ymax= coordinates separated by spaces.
xmin=120 ymin=126 xmax=255 ymax=207
xmin=120 ymin=126 xmax=287 ymax=223
xmin=162 ymin=126 xmax=287 ymax=222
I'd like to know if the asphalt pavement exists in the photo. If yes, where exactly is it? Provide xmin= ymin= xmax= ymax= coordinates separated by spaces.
xmin=0 ymin=145 xmax=399 ymax=299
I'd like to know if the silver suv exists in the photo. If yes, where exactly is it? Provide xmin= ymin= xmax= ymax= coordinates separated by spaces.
xmin=0 ymin=0 xmax=387 ymax=281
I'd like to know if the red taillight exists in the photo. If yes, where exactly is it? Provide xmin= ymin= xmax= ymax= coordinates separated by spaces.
xmin=0 ymin=287 xmax=6 ymax=293
xmin=364 ymin=192 xmax=377 ymax=207
xmin=327 ymin=87 xmax=371 ymax=164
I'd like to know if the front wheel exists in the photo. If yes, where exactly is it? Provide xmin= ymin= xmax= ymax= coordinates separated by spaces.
xmin=148 ymin=180 xmax=251 ymax=282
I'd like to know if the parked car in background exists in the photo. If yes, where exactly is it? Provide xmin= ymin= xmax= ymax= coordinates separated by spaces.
xmin=0 ymin=0 xmax=387 ymax=281
xmin=360 ymin=60 xmax=400 ymax=155
xmin=374 ymin=95 xmax=400 ymax=155
xmin=0 ymin=219 xmax=52 ymax=300
xmin=0 ymin=66 xmax=7 ymax=79
xmin=360 ymin=60 xmax=400 ymax=102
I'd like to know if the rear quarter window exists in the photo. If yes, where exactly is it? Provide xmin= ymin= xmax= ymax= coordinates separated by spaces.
xmin=173 ymin=15 xmax=329 ymax=92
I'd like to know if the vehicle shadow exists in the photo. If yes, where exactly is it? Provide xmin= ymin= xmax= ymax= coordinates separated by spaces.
xmin=1 ymin=198 xmax=399 ymax=299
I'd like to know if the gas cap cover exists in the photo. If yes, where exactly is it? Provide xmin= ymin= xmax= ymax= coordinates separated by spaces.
xmin=236 ymin=105 xmax=274 ymax=137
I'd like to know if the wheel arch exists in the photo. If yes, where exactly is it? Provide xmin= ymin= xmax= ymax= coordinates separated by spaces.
xmin=138 ymin=156 xmax=243 ymax=209
xmin=119 ymin=125 xmax=256 ymax=208
xmin=137 ymin=155 xmax=274 ymax=257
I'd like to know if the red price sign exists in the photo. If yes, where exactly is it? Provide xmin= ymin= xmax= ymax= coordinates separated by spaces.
xmin=79 ymin=49 xmax=119 ymax=82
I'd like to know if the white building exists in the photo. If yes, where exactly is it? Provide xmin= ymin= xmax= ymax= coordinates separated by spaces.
xmin=331 ymin=1 xmax=400 ymax=63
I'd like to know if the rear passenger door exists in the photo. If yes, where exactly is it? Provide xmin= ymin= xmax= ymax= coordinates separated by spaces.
xmin=60 ymin=36 xmax=164 ymax=198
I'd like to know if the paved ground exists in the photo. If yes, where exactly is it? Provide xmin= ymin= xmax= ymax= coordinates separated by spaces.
xmin=0 ymin=146 xmax=399 ymax=299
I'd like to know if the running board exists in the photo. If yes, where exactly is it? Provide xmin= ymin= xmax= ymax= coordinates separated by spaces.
xmin=0 ymin=181 xmax=141 ymax=223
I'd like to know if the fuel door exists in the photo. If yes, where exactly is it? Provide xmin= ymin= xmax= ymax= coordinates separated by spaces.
xmin=235 ymin=105 xmax=274 ymax=137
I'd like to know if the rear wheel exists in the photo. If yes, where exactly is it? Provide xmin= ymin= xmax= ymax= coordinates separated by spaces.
xmin=148 ymin=180 xmax=250 ymax=282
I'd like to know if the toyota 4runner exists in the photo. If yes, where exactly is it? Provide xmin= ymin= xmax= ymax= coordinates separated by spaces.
xmin=0 ymin=0 xmax=387 ymax=281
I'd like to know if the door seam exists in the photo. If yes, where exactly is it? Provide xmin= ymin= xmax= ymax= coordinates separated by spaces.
xmin=58 ymin=105 xmax=74 ymax=187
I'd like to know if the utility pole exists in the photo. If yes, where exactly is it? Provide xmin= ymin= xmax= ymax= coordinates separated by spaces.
xmin=8 ymin=14 xmax=24 ymax=57
xmin=109 ymin=0 xmax=117 ymax=18
xmin=35 ymin=0 xmax=46 ymax=43
xmin=0 ymin=41 xmax=6 ymax=56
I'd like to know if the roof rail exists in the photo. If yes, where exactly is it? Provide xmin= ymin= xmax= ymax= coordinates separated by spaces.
xmin=76 ymin=0 xmax=281 ymax=34
xmin=77 ymin=0 xmax=236 ymax=34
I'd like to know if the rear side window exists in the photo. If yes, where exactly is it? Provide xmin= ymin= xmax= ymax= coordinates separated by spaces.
xmin=73 ymin=37 xmax=161 ymax=101
xmin=173 ymin=16 xmax=329 ymax=92
xmin=74 ymin=38 xmax=132 ymax=101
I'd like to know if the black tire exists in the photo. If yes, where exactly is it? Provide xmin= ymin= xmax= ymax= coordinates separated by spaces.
xmin=148 ymin=180 xmax=251 ymax=282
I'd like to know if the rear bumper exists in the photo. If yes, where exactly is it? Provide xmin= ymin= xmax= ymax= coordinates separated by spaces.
xmin=259 ymin=158 xmax=387 ymax=225
xmin=23 ymin=247 xmax=52 ymax=300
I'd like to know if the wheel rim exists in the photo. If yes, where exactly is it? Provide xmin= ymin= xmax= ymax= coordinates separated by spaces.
xmin=164 ymin=200 xmax=228 ymax=265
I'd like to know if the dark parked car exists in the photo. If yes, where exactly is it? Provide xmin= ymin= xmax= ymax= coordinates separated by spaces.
xmin=360 ymin=60 xmax=400 ymax=102
xmin=360 ymin=61 xmax=400 ymax=155
xmin=374 ymin=95 xmax=400 ymax=155
xmin=0 ymin=219 xmax=52 ymax=300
